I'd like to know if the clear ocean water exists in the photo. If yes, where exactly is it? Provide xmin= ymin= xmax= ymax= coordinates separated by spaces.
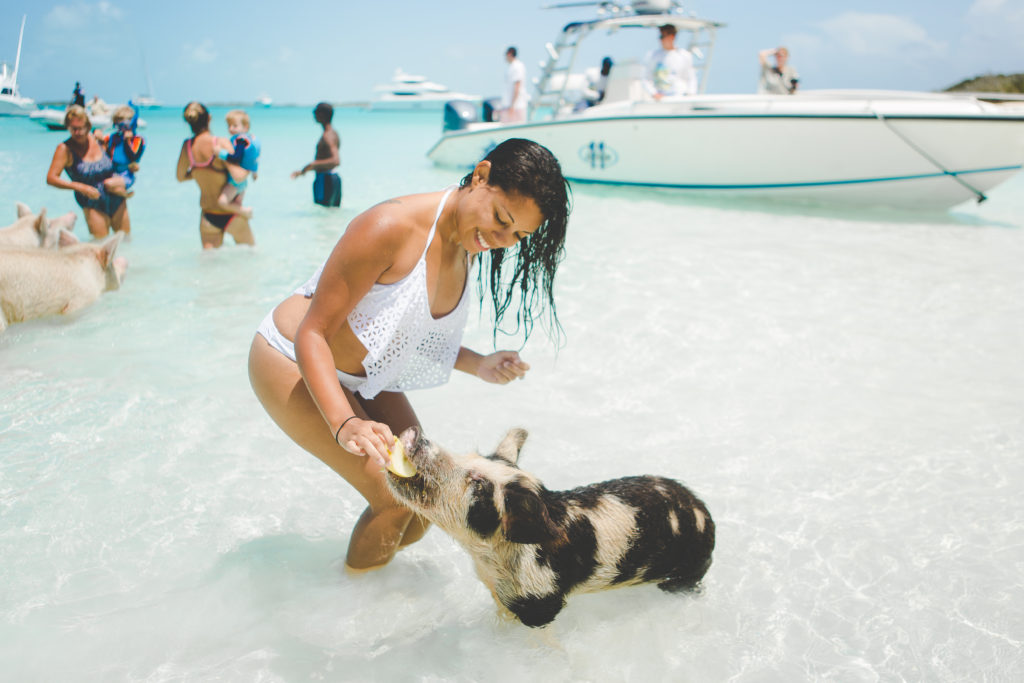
xmin=1 ymin=106 xmax=1022 ymax=682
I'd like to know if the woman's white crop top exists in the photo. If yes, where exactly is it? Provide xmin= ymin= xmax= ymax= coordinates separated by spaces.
xmin=295 ymin=187 xmax=473 ymax=398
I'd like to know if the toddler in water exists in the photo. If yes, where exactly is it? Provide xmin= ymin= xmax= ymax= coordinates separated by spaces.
xmin=101 ymin=101 xmax=145 ymax=198
xmin=216 ymin=109 xmax=260 ymax=218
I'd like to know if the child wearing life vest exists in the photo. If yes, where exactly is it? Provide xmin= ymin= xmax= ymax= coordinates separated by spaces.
xmin=101 ymin=101 xmax=145 ymax=198
xmin=215 ymin=109 xmax=260 ymax=219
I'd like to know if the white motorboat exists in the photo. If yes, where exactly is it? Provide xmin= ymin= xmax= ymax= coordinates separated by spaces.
xmin=29 ymin=103 xmax=147 ymax=131
xmin=0 ymin=16 xmax=37 ymax=116
xmin=370 ymin=68 xmax=481 ymax=111
xmin=429 ymin=0 xmax=1024 ymax=210
xmin=255 ymin=94 xmax=273 ymax=107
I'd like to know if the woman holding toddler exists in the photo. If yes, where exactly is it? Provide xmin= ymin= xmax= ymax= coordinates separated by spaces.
xmin=174 ymin=101 xmax=255 ymax=249
xmin=45 ymin=104 xmax=132 ymax=238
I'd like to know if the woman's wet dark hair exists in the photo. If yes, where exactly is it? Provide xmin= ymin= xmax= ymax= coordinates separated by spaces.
xmin=460 ymin=138 xmax=571 ymax=346
xmin=183 ymin=101 xmax=211 ymax=135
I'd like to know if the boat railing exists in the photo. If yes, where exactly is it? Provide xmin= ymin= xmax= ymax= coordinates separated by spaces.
xmin=529 ymin=4 xmax=722 ymax=120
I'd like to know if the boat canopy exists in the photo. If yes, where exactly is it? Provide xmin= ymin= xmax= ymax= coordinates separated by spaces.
xmin=533 ymin=1 xmax=724 ymax=116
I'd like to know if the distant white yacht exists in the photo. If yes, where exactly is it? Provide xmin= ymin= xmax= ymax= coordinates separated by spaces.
xmin=256 ymin=94 xmax=273 ymax=107
xmin=0 ymin=16 xmax=37 ymax=116
xmin=369 ymin=68 xmax=480 ymax=111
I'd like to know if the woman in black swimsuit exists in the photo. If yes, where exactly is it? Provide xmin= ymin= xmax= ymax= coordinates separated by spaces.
xmin=174 ymin=101 xmax=255 ymax=249
xmin=45 ymin=105 xmax=132 ymax=238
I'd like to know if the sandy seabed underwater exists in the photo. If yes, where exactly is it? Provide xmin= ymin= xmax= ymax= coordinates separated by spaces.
xmin=1 ymin=107 xmax=1023 ymax=681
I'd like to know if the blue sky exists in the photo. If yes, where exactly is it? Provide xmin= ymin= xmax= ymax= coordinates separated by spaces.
xmin=2 ymin=0 xmax=1021 ymax=106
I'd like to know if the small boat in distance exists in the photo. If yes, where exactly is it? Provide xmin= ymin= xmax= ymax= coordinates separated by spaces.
xmin=0 ymin=15 xmax=37 ymax=116
xmin=256 ymin=94 xmax=273 ymax=107
xmin=369 ymin=68 xmax=480 ymax=111
xmin=29 ymin=101 xmax=147 ymax=131
xmin=133 ymin=53 xmax=161 ymax=108
xmin=430 ymin=0 xmax=1024 ymax=211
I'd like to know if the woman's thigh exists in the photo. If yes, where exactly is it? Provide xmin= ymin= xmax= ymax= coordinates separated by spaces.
xmin=247 ymin=334 xmax=395 ymax=507
xmin=355 ymin=391 xmax=420 ymax=437
xmin=226 ymin=215 xmax=255 ymax=245
xmin=110 ymin=202 xmax=130 ymax=234
xmin=199 ymin=216 xmax=225 ymax=248
xmin=82 ymin=208 xmax=111 ymax=238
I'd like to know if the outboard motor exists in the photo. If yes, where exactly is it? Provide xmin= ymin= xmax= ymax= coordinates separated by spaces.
xmin=443 ymin=100 xmax=479 ymax=132
xmin=482 ymin=97 xmax=503 ymax=123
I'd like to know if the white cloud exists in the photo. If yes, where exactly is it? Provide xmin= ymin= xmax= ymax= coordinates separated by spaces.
xmin=960 ymin=0 xmax=1024 ymax=76
xmin=966 ymin=0 xmax=1024 ymax=27
xmin=817 ymin=12 xmax=946 ymax=58
xmin=45 ymin=2 xmax=122 ymax=29
xmin=184 ymin=40 xmax=218 ymax=65
xmin=968 ymin=0 xmax=1008 ymax=15
xmin=96 ymin=1 xmax=122 ymax=19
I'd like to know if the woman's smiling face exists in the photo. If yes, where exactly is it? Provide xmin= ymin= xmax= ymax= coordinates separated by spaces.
xmin=456 ymin=163 xmax=544 ymax=254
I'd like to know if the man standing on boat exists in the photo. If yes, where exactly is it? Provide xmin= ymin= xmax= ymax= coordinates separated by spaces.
xmin=71 ymin=82 xmax=85 ymax=107
xmin=501 ymin=46 xmax=529 ymax=123
xmin=758 ymin=47 xmax=799 ymax=94
xmin=645 ymin=24 xmax=697 ymax=99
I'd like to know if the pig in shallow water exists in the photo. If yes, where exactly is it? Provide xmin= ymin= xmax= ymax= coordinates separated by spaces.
xmin=0 ymin=232 xmax=127 ymax=332
xmin=0 ymin=206 xmax=78 ymax=249
xmin=386 ymin=426 xmax=715 ymax=628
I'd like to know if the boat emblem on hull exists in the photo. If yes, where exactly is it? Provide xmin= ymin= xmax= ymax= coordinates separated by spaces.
xmin=579 ymin=141 xmax=618 ymax=169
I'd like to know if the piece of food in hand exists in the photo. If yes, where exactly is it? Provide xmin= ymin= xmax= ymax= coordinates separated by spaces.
xmin=386 ymin=436 xmax=417 ymax=477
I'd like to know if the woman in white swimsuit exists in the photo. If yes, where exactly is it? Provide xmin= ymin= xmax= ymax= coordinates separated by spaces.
xmin=248 ymin=139 xmax=571 ymax=571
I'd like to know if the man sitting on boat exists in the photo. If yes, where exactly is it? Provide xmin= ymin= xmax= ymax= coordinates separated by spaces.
xmin=644 ymin=24 xmax=696 ymax=99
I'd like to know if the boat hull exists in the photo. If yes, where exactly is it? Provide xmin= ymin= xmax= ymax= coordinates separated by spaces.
xmin=428 ymin=99 xmax=1024 ymax=210
xmin=29 ymin=108 xmax=146 ymax=131
xmin=0 ymin=96 xmax=36 ymax=116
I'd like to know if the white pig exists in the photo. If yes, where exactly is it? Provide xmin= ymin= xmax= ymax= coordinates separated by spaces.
xmin=0 ymin=233 xmax=127 ymax=332
xmin=0 ymin=205 xmax=78 ymax=249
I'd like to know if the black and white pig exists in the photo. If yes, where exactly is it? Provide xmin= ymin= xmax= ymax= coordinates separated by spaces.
xmin=386 ymin=426 xmax=715 ymax=628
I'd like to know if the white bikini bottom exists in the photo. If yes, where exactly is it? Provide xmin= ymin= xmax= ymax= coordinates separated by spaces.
xmin=256 ymin=310 xmax=367 ymax=394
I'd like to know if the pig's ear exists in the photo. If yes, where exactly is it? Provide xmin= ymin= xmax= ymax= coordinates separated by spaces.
xmin=98 ymin=232 xmax=124 ymax=265
xmin=16 ymin=202 xmax=32 ymax=218
xmin=501 ymin=480 xmax=566 ymax=545
xmin=58 ymin=229 xmax=79 ymax=247
xmin=33 ymin=208 xmax=48 ymax=237
xmin=494 ymin=428 xmax=528 ymax=464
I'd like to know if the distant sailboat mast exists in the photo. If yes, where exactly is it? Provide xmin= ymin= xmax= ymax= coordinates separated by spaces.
xmin=142 ymin=50 xmax=154 ymax=101
xmin=12 ymin=15 xmax=25 ymax=92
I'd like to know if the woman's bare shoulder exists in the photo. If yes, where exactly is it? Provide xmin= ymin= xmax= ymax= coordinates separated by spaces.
xmin=341 ymin=193 xmax=439 ymax=276
xmin=353 ymin=192 xmax=437 ymax=237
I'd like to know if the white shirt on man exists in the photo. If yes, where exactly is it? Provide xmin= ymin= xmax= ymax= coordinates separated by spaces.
xmin=504 ymin=58 xmax=529 ymax=111
xmin=645 ymin=47 xmax=697 ymax=97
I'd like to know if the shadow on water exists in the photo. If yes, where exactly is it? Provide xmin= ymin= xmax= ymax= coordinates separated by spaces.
xmin=568 ymin=181 xmax=1021 ymax=228
xmin=196 ymin=533 xmax=579 ymax=679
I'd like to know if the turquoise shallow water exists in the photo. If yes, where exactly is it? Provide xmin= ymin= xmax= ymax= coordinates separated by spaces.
xmin=2 ymin=108 xmax=1023 ymax=681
